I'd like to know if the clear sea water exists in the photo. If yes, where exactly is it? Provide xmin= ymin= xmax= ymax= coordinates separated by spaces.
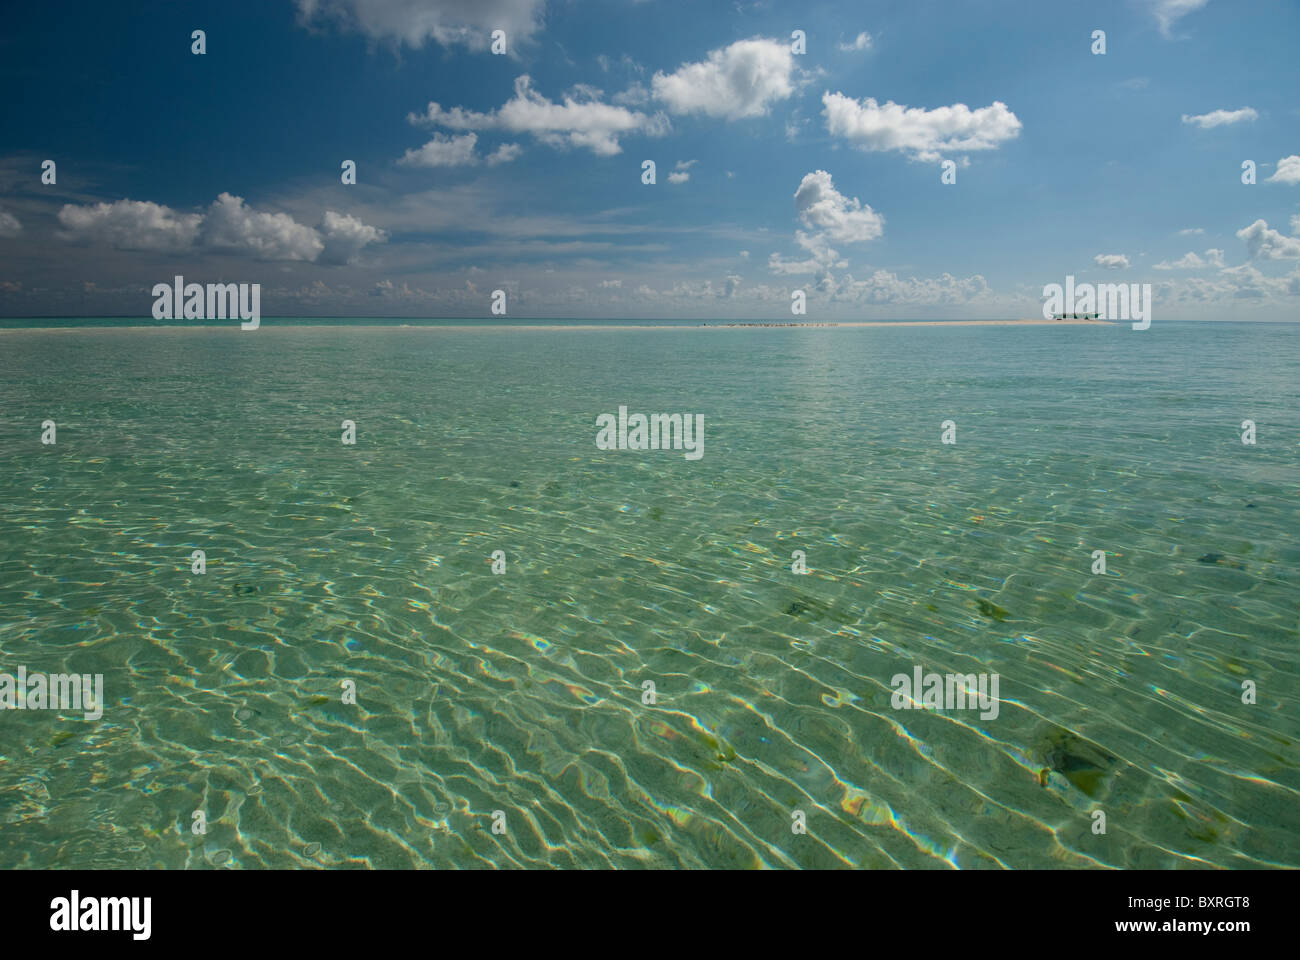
xmin=0 ymin=320 xmax=1296 ymax=869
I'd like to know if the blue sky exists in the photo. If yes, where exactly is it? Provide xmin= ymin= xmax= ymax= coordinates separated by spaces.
xmin=1 ymin=0 xmax=1297 ymax=319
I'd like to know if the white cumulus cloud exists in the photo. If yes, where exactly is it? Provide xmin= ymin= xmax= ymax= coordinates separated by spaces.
xmin=1237 ymin=219 xmax=1300 ymax=259
xmin=794 ymin=170 xmax=883 ymax=243
xmin=410 ymin=75 xmax=667 ymax=156
xmin=652 ymin=38 xmax=797 ymax=120
xmin=768 ymin=231 xmax=844 ymax=280
xmin=486 ymin=143 xmax=523 ymax=165
xmin=319 ymin=210 xmax=388 ymax=264
xmin=1265 ymin=155 xmax=1300 ymax=185
xmin=1181 ymin=107 xmax=1257 ymax=129
xmin=822 ymin=92 xmax=1021 ymax=162
xmin=57 ymin=193 xmax=384 ymax=264
xmin=839 ymin=32 xmax=872 ymax=52
xmin=769 ymin=171 xmax=883 ymax=287
xmin=667 ymin=171 xmax=689 ymax=184
xmin=1093 ymin=254 xmax=1130 ymax=270
xmin=57 ymin=199 xmax=202 ymax=252
xmin=1153 ymin=249 xmax=1224 ymax=270
xmin=202 ymin=193 xmax=324 ymax=261
xmin=399 ymin=132 xmax=480 ymax=167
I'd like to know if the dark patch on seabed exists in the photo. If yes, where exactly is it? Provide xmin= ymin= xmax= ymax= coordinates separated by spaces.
xmin=1196 ymin=552 xmax=1247 ymax=569
xmin=784 ymin=595 xmax=821 ymax=617
xmin=975 ymin=597 xmax=1010 ymax=621
xmin=1035 ymin=727 xmax=1120 ymax=798
xmin=781 ymin=593 xmax=856 ymax=625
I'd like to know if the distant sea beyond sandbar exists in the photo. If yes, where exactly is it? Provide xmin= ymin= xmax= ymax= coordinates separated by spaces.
xmin=0 ymin=317 xmax=1118 ymax=333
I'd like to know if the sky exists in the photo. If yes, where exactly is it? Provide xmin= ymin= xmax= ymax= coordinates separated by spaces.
xmin=0 ymin=0 xmax=1297 ymax=321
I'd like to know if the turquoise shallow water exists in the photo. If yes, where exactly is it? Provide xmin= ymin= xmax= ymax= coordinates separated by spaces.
xmin=0 ymin=321 xmax=1296 ymax=869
